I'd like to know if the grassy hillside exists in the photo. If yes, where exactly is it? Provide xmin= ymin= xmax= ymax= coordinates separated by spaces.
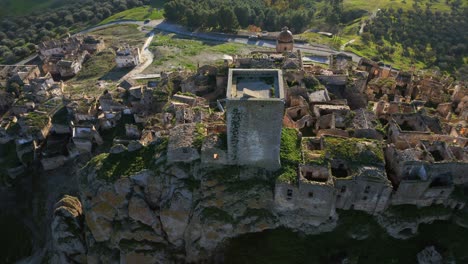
xmin=343 ymin=0 xmax=456 ymax=13
xmin=99 ymin=6 xmax=164 ymax=25
xmin=0 ymin=0 xmax=71 ymax=17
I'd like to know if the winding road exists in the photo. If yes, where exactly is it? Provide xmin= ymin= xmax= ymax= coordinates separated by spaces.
xmin=16 ymin=18 xmax=362 ymax=68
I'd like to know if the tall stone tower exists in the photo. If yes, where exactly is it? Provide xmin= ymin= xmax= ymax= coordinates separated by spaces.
xmin=226 ymin=69 xmax=285 ymax=170
xmin=276 ymin=27 xmax=294 ymax=53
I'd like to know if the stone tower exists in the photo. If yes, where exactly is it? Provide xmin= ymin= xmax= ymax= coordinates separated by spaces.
xmin=276 ymin=27 xmax=294 ymax=53
xmin=226 ymin=69 xmax=285 ymax=170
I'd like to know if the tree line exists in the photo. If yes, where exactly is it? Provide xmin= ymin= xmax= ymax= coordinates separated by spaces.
xmin=163 ymin=0 xmax=317 ymax=32
xmin=0 ymin=0 xmax=150 ymax=64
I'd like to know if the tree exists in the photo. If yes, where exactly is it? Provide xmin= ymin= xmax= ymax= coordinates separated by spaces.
xmin=0 ymin=45 xmax=10 ymax=56
xmin=455 ymin=65 xmax=468 ymax=82
xmin=3 ymin=51 xmax=16 ymax=64
xmin=13 ymin=46 xmax=29 ymax=57
xmin=218 ymin=7 xmax=239 ymax=31
xmin=234 ymin=5 xmax=252 ymax=28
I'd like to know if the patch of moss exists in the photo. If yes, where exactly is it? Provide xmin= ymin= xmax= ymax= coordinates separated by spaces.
xmin=90 ymin=139 xmax=168 ymax=182
xmin=23 ymin=111 xmax=50 ymax=130
xmin=193 ymin=123 xmax=206 ymax=150
xmin=323 ymin=137 xmax=384 ymax=167
xmin=276 ymin=128 xmax=301 ymax=184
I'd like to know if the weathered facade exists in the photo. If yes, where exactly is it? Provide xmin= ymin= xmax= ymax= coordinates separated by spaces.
xmin=226 ymin=69 xmax=285 ymax=170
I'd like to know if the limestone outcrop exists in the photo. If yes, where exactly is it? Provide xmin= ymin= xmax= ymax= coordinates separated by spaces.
xmin=51 ymin=195 xmax=86 ymax=264
xmin=375 ymin=206 xmax=452 ymax=239
xmin=74 ymin=142 xmax=466 ymax=263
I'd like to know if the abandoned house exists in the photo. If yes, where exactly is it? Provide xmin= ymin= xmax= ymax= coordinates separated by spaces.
xmin=115 ymin=46 xmax=141 ymax=68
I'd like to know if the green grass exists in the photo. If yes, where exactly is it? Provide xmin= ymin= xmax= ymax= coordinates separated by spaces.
xmin=223 ymin=210 xmax=468 ymax=264
xmin=323 ymin=137 xmax=385 ymax=166
xmin=23 ymin=111 xmax=50 ymax=131
xmin=343 ymin=0 xmax=457 ymax=13
xmin=65 ymin=49 xmax=119 ymax=98
xmin=151 ymin=34 xmax=241 ymax=56
xmin=146 ymin=33 xmax=265 ymax=72
xmin=299 ymin=32 xmax=348 ymax=50
xmin=74 ymin=49 xmax=116 ymax=81
xmin=89 ymin=138 xmax=168 ymax=182
xmin=90 ymin=24 xmax=146 ymax=47
xmin=99 ymin=6 xmax=164 ymax=25
xmin=65 ymin=43 xmax=134 ymax=98
xmin=345 ymin=38 xmax=427 ymax=70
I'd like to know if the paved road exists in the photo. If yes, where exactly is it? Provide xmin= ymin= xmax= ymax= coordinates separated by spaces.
xmin=17 ymin=18 xmax=362 ymax=65
xmin=118 ymin=32 xmax=155 ymax=82
xmin=153 ymin=21 xmax=362 ymax=62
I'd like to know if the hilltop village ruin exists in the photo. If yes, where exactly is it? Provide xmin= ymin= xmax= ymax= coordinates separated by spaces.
xmin=0 ymin=26 xmax=467 ymax=262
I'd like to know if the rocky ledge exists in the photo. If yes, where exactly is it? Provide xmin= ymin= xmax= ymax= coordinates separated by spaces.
xmin=48 ymin=141 xmax=467 ymax=263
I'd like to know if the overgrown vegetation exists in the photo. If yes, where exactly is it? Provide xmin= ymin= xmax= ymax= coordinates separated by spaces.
xmin=193 ymin=123 xmax=206 ymax=150
xmin=99 ymin=5 xmax=164 ymax=24
xmin=323 ymin=137 xmax=385 ymax=166
xmin=276 ymin=128 xmax=301 ymax=184
xmin=147 ymin=33 xmax=254 ymax=72
xmin=89 ymin=138 xmax=168 ymax=182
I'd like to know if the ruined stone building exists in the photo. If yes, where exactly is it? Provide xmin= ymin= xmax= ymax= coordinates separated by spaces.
xmin=81 ymin=35 xmax=105 ymax=54
xmin=385 ymin=140 xmax=467 ymax=208
xmin=116 ymin=46 xmax=141 ymax=68
xmin=0 ymin=65 xmax=40 ymax=87
xmin=275 ymin=136 xmax=392 ymax=217
xmin=38 ymin=35 xmax=103 ymax=79
xmin=56 ymin=51 xmax=88 ymax=78
xmin=38 ymin=37 xmax=82 ymax=59
xmin=276 ymin=27 xmax=294 ymax=53
xmin=387 ymin=112 xmax=468 ymax=149
xmin=226 ymin=69 xmax=285 ymax=170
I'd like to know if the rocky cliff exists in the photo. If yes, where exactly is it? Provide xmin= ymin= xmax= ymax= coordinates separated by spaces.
xmin=62 ymin=140 xmax=467 ymax=263
xmin=74 ymin=140 xmax=339 ymax=263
